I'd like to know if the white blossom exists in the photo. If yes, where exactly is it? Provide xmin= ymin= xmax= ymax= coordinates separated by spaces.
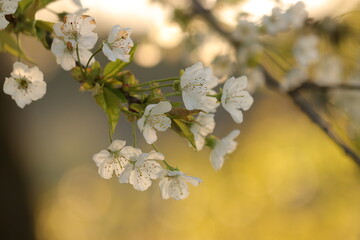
xmin=180 ymin=62 xmax=219 ymax=113
xmin=137 ymin=101 xmax=172 ymax=145
xmin=190 ymin=112 xmax=215 ymax=151
xmin=210 ymin=130 xmax=240 ymax=170
xmin=262 ymin=7 xmax=289 ymax=35
xmin=103 ymin=25 xmax=134 ymax=62
xmin=51 ymin=38 xmax=94 ymax=71
xmin=314 ymin=56 xmax=342 ymax=87
xmin=281 ymin=67 xmax=308 ymax=91
xmin=119 ymin=149 xmax=164 ymax=191
xmin=53 ymin=14 xmax=98 ymax=50
xmin=158 ymin=170 xmax=202 ymax=200
xmin=293 ymin=34 xmax=319 ymax=66
xmin=0 ymin=0 xmax=21 ymax=30
xmin=3 ymin=62 xmax=46 ymax=108
xmin=232 ymin=20 xmax=258 ymax=44
xmin=285 ymin=1 xmax=308 ymax=29
xmin=221 ymin=76 xmax=253 ymax=124
xmin=92 ymin=140 xmax=130 ymax=179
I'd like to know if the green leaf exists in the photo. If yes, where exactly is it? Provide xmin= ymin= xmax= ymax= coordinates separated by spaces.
xmin=129 ymin=103 xmax=145 ymax=113
xmin=94 ymin=86 xmax=122 ymax=135
xmin=169 ymin=108 xmax=201 ymax=122
xmin=0 ymin=31 xmax=34 ymax=63
xmin=103 ymin=44 xmax=137 ymax=79
xmin=172 ymin=119 xmax=196 ymax=149
xmin=19 ymin=0 xmax=57 ymax=19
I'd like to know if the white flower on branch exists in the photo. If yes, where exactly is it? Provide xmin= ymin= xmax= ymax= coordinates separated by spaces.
xmin=53 ymin=14 xmax=98 ymax=50
xmin=92 ymin=140 xmax=130 ymax=179
xmin=51 ymin=38 xmax=94 ymax=71
xmin=3 ymin=62 xmax=46 ymax=108
xmin=137 ymin=101 xmax=172 ymax=144
xmin=232 ymin=20 xmax=258 ymax=44
xmin=190 ymin=112 xmax=215 ymax=151
xmin=158 ymin=170 xmax=202 ymax=200
xmin=285 ymin=1 xmax=308 ymax=29
xmin=180 ymin=62 xmax=219 ymax=113
xmin=262 ymin=7 xmax=289 ymax=35
xmin=119 ymin=149 xmax=164 ymax=191
xmin=221 ymin=76 xmax=253 ymax=124
xmin=210 ymin=130 xmax=240 ymax=170
xmin=103 ymin=25 xmax=134 ymax=62
xmin=314 ymin=56 xmax=343 ymax=87
xmin=0 ymin=0 xmax=21 ymax=30
xmin=293 ymin=34 xmax=319 ymax=66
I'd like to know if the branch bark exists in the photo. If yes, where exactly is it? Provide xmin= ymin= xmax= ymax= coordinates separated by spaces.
xmin=191 ymin=0 xmax=360 ymax=166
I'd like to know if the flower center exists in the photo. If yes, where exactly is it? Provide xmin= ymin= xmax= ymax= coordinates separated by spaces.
xmin=16 ymin=78 xmax=29 ymax=90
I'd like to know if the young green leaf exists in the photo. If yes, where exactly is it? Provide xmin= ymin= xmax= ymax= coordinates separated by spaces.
xmin=94 ymin=86 xmax=122 ymax=135
xmin=172 ymin=119 xmax=196 ymax=148
xmin=103 ymin=44 xmax=137 ymax=79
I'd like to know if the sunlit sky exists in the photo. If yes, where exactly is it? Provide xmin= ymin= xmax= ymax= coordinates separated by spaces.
xmin=36 ymin=0 xmax=359 ymax=67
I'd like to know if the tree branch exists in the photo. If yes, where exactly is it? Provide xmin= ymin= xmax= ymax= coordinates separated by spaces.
xmin=191 ymin=0 xmax=360 ymax=166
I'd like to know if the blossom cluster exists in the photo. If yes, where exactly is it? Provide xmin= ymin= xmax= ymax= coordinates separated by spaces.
xmin=93 ymin=140 xmax=201 ymax=200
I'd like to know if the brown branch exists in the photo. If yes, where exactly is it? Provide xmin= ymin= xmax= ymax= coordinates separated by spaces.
xmin=191 ymin=0 xmax=360 ymax=166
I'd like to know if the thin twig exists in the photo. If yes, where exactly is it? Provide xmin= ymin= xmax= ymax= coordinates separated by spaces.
xmin=191 ymin=0 xmax=360 ymax=166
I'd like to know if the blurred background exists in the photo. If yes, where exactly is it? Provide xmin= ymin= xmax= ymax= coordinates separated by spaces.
xmin=1 ymin=0 xmax=360 ymax=239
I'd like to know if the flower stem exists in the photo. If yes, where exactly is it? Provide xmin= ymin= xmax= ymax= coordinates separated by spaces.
xmin=133 ymin=83 xmax=175 ymax=92
xmin=136 ymin=77 xmax=179 ymax=87
xmin=151 ymin=144 xmax=178 ymax=171
xmin=164 ymin=91 xmax=182 ymax=97
xmin=132 ymin=120 xmax=137 ymax=147
xmin=76 ymin=44 xmax=86 ymax=79
xmin=16 ymin=33 xmax=21 ymax=62
xmin=85 ymin=44 xmax=103 ymax=71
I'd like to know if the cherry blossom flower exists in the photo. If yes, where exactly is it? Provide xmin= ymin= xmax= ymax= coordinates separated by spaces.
xmin=3 ymin=62 xmax=46 ymax=108
xmin=262 ymin=7 xmax=288 ymax=35
xmin=180 ymin=62 xmax=219 ymax=113
xmin=293 ymin=34 xmax=319 ymax=66
xmin=0 ymin=0 xmax=21 ymax=30
xmin=51 ymin=38 xmax=94 ymax=71
xmin=53 ymin=14 xmax=98 ymax=50
xmin=285 ymin=1 xmax=308 ymax=29
xmin=119 ymin=149 xmax=164 ymax=191
xmin=221 ymin=76 xmax=253 ymax=124
xmin=210 ymin=130 xmax=240 ymax=170
xmin=137 ymin=101 xmax=172 ymax=144
xmin=158 ymin=170 xmax=202 ymax=200
xmin=92 ymin=140 xmax=130 ymax=179
xmin=190 ymin=113 xmax=215 ymax=151
xmin=232 ymin=20 xmax=258 ymax=44
xmin=102 ymin=25 xmax=134 ymax=62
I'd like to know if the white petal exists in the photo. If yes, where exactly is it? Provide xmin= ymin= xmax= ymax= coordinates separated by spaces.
xmin=130 ymin=168 xmax=152 ymax=191
xmin=3 ymin=77 xmax=17 ymax=96
xmin=159 ymin=178 xmax=171 ymax=199
xmin=144 ymin=150 xmax=165 ymax=161
xmin=182 ymin=175 xmax=202 ymax=186
xmin=98 ymin=159 xmax=115 ymax=179
xmin=137 ymin=115 xmax=146 ymax=132
xmin=79 ymin=16 xmax=96 ymax=35
xmin=151 ymin=115 xmax=171 ymax=132
xmin=102 ymin=43 xmax=116 ymax=62
xmin=0 ymin=15 xmax=9 ymax=30
xmin=53 ymin=23 xmax=64 ymax=37
xmin=11 ymin=62 xmax=28 ymax=78
xmin=210 ymin=150 xmax=224 ymax=170
xmin=143 ymin=160 xmax=163 ymax=179
xmin=78 ymin=32 xmax=98 ymax=49
xmin=92 ymin=149 xmax=111 ymax=167
xmin=142 ymin=124 xmax=157 ymax=144
xmin=27 ymin=81 xmax=46 ymax=101
xmin=168 ymin=178 xmax=190 ymax=200
xmin=228 ymin=108 xmax=243 ymax=124
xmin=150 ymin=101 xmax=172 ymax=115
xmin=108 ymin=140 xmax=126 ymax=152
xmin=120 ymin=146 xmax=142 ymax=161
xmin=60 ymin=52 xmax=76 ymax=71
xmin=119 ymin=164 xmax=133 ymax=183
